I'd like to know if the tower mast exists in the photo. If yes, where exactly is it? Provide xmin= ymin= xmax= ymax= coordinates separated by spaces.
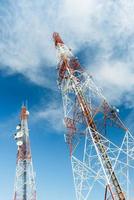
xmin=53 ymin=32 xmax=126 ymax=200
xmin=13 ymin=106 xmax=36 ymax=200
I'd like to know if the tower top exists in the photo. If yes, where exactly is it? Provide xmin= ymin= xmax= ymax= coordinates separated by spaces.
xmin=20 ymin=105 xmax=29 ymax=120
xmin=53 ymin=32 xmax=64 ymax=46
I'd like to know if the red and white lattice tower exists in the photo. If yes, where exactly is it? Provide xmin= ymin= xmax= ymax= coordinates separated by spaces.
xmin=53 ymin=32 xmax=134 ymax=200
xmin=13 ymin=106 xmax=36 ymax=200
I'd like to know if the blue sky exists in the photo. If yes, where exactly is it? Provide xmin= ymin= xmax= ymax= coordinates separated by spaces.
xmin=0 ymin=0 xmax=134 ymax=200
xmin=0 ymin=72 xmax=75 ymax=200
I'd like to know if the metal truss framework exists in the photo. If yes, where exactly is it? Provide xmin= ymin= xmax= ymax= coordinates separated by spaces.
xmin=13 ymin=106 xmax=36 ymax=200
xmin=53 ymin=32 xmax=134 ymax=200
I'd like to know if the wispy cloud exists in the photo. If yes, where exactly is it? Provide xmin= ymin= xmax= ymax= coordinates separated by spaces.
xmin=30 ymin=102 xmax=65 ymax=133
xmin=92 ymin=61 xmax=134 ymax=107
xmin=0 ymin=0 xmax=134 ymax=108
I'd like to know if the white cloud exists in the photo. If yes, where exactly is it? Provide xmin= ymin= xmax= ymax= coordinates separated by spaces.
xmin=91 ymin=61 xmax=134 ymax=106
xmin=31 ymin=103 xmax=64 ymax=133
xmin=0 ymin=0 xmax=134 ymax=107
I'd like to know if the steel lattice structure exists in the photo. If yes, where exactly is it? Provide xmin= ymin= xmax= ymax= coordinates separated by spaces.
xmin=13 ymin=106 xmax=36 ymax=200
xmin=53 ymin=32 xmax=134 ymax=200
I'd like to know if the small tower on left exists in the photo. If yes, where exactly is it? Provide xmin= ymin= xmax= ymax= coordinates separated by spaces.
xmin=13 ymin=105 xmax=36 ymax=200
